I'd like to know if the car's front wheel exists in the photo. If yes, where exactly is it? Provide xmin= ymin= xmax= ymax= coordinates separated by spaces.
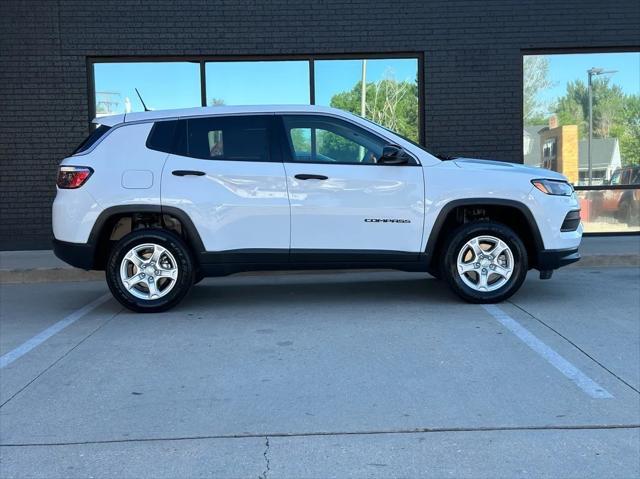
xmin=106 ymin=229 xmax=195 ymax=313
xmin=440 ymin=222 xmax=528 ymax=303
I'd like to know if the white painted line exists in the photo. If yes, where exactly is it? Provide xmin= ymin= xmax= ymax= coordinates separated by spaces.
xmin=482 ymin=304 xmax=613 ymax=399
xmin=0 ymin=293 xmax=112 ymax=369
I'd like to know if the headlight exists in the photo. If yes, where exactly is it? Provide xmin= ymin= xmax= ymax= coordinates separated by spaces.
xmin=531 ymin=179 xmax=574 ymax=196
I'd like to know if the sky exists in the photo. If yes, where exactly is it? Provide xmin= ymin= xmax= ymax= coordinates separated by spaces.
xmin=93 ymin=58 xmax=419 ymax=114
xmin=94 ymin=62 xmax=201 ymax=113
xmin=536 ymin=52 xmax=640 ymax=106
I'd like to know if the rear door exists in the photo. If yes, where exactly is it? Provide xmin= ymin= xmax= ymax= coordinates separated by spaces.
xmin=277 ymin=114 xmax=425 ymax=255
xmin=159 ymin=115 xmax=290 ymax=253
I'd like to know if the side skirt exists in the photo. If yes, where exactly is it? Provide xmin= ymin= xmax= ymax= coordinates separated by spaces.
xmin=198 ymin=249 xmax=429 ymax=277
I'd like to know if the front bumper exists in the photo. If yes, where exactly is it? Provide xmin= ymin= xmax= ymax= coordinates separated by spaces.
xmin=53 ymin=239 xmax=96 ymax=270
xmin=537 ymin=247 xmax=580 ymax=270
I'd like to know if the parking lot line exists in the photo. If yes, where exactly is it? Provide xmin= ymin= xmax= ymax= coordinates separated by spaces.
xmin=482 ymin=304 xmax=614 ymax=399
xmin=0 ymin=293 xmax=112 ymax=369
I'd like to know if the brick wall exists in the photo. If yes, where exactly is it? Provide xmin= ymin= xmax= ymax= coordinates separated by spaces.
xmin=1 ymin=0 xmax=639 ymax=249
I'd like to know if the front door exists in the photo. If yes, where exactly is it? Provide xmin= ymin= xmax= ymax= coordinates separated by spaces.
xmin=278 ymin=114 xmax=425 ymax=256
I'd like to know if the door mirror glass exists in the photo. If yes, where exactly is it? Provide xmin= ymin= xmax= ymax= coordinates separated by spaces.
xmin=378 ymin=145 xmax=410 ymax=165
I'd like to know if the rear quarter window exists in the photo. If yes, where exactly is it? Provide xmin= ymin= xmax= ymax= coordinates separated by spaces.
xmin=146 ymin=120 xmax=187 ymax=155
xmin=73 ymin=125 xmax=111 ymax=155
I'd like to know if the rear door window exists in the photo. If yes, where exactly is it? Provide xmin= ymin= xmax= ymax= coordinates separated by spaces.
xmin=186 ymin=115 xmax=271 ymax=162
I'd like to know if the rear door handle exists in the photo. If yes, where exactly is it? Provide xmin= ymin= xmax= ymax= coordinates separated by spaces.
xmin=172 ymin=170 xmax=205 ymax=177
xmin=294 ymin=174 xmax=328 ymax=181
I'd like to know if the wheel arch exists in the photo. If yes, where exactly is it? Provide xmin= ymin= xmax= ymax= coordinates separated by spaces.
xmin=88 ymin=205 xmax=205 ymax=270
xmin=424 ymin=198 xmax=544 ymax=272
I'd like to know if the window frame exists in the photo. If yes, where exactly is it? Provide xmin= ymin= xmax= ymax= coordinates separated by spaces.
xmin=87 ymin=53 xmax=425 ymax=145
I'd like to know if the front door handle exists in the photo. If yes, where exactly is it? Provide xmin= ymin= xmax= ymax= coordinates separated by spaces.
xmin=295 ymin=174 xmax=328 ymax=181
xmin=172 ymin=170 xmax=205 ymax=177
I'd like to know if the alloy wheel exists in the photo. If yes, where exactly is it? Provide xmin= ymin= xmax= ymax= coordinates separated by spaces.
xmin=119 ymin=243 xmax=179 ymax=300
xmin=456 ymin=235 xmax=514 ymax=292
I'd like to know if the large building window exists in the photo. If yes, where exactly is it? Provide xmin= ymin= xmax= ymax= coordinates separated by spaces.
xmin=90 ymin=55 xmax=421 ymax=142
xmin=315 ymin=58 xmax=419 ymax=142
xmin=523 ymin=51 xmax=640 ymax=233
xmin=205 ymin=61 xmax=310 ymax=106
xmin=93 ymin=62 xmax=201 ymax=116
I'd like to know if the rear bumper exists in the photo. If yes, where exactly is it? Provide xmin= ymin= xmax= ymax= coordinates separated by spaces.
xmin=537 ymin=247 xmax=580 ymax=270
xmin=53 ymin=239 xmax=95 ymax=270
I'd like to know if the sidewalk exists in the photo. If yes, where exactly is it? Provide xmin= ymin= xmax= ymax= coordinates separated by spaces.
xmin=1 ymin=236 xmax=638 ymax=283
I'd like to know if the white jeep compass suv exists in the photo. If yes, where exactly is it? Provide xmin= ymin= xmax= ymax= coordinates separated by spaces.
xmin=53 ymin=105 xmax=582 ymax=312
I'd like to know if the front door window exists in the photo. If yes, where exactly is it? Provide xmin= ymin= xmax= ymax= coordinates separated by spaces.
xmin=283 ymin=115 xmax=386 ymax=165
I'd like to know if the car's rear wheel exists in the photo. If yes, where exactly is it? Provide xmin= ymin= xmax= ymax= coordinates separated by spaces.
xmin=106 ymin=229 xmax=195 ymax=313
xmin=440 ymin=222 xmax=528 ymax=303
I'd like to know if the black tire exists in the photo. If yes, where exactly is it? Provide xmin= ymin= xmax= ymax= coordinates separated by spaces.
xmin=440 ymin=221 xmax=528 ymax=303
xmin=106 ymin=229 xmax=195 ymax=313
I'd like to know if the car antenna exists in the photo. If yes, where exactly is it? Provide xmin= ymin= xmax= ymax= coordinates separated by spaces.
xmin=134 ymin=88 xmax=150 ymax=112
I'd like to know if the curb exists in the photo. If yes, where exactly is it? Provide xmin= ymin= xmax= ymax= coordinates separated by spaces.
xmin=0 ymin=254 xmax=638 ymax=284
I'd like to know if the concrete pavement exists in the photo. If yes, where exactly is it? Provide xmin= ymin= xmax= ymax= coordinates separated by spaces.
xmin=0 ymin=267 xmax=638 ymax=477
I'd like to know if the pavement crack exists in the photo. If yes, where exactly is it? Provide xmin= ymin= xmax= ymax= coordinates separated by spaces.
xmin=258 ymin=436 xmax=270 ymax=479
xmin=507 ymin=300 xmax=640 ymax=395
xmin=2 ymin=424 xmax=638 ymax=448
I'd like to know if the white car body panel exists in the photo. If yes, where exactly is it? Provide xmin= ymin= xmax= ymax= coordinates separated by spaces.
xmin=284 ymin=163 xmax=425 ymax=252
xmin=161 ymin=155 xmax=290 ymax=251
xmin=53 ymin=104 xmax=582 ymax=268
xmin=54 ymin=122 xmax=166 ymax=243
xmin=418 ymin=159 xmax=582 ymax=252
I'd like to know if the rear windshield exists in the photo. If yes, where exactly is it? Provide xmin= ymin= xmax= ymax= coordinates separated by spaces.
xmin=73 ymin=125 xmax=111 ymax=155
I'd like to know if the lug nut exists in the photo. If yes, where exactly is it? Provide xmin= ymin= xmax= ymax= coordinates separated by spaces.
xmin=474 ymin=262 xmax=480 ymax=268
xmin=140 ymin=273 xmax=145 ymax=278
xmin=490 ymin=264 xmax=496 ymax=270
xmin=482 ymin=268 xmax=487 ymax=274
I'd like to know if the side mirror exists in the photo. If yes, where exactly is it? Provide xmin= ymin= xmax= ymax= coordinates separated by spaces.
xmin=378 ymin=145 xmax=410 ymax=165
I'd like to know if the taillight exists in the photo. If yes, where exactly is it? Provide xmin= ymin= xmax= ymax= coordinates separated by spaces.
xmin=56 ymin=166 xmax=93 ymax=189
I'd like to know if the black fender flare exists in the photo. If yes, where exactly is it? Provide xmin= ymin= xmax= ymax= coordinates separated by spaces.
xmin=87 ymin=205 xmax=206 ymax=268
xmin=423 ymin=198 xmax=544 ymax=266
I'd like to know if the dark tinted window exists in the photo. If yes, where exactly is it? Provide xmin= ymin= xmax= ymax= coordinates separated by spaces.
xmin=146 ymin=120 xmax=180 ymax=154
xmin=73 ymin=125 xmax=111 ymax=154
xmin=186 ymin=116 xmax=270 ymax=162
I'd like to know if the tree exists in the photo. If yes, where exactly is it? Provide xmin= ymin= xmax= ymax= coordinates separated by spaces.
xmin=523 ymin=56 xmax=554 ymax=123
xmin=329 ymin=70 xmax=419 ymax=142
xmin=554 ymin=78 xmax=639 ymax=165
xmin=613 ymin=95 xmax=640 ymax=166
